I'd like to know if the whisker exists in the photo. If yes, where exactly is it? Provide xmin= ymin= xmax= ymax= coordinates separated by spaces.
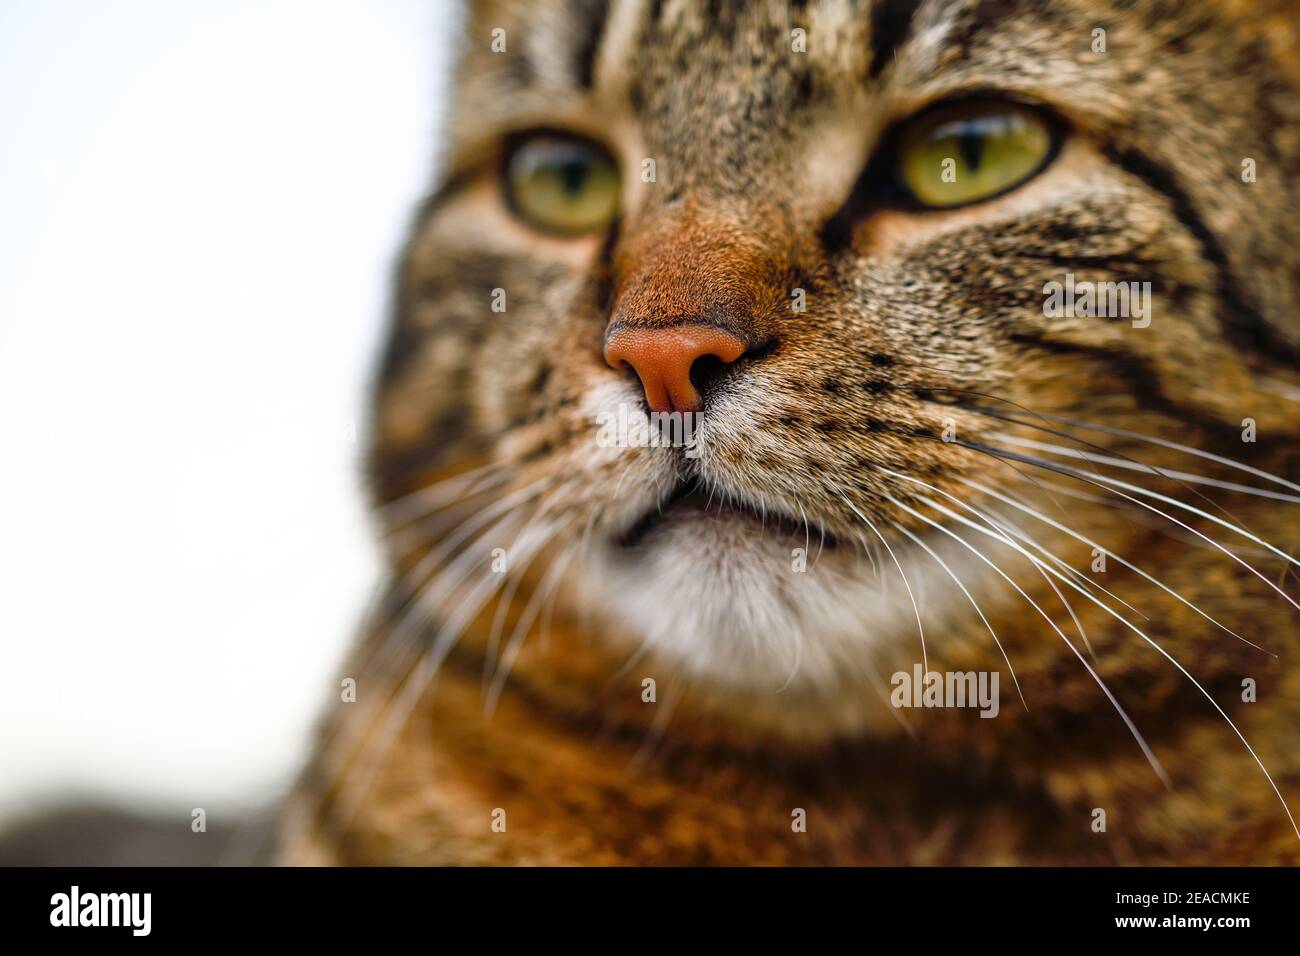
xmin=989 ymin=409 xmax=1300 ymax=496
xmin=904 ymin=466 xmax=1271 ymax=658
xmin=302 ymin=479 xmax=568 ymax=838
xmin=965 ymin=498 xmax=1100 ymax=660
xmin=956 ymin=475 xmax=1268 ymax=653
xmin=774 ymin=636 xmax=804 ymax=694
xmin=366 ymin=476 xmax=553 ymax=686
xmin=1021 ymin=475 xmax=1277 ymax=559
xmin=485 ymin=540 xmax=581 ymax=714
xmin=978 ymin=502 xmax=1150 ymax=623
xmin=882 ymin=492 xmax=1170 ymax=786
xmin=879 ymin=466 xmax=1103 ymax=661
xmin=887 ymin=518 xmax=1028 ymax=710
xmin=391 ymin=476 xmax=561 ymax=615
xmin=482 ymin=531 xmax=545 ymax=694
xmin=302 ymin=511 xmax=533 ymax=836
xmin=938 ymin=392 xmax=1267 ymax=547
xmin=320 ymin=506 xmax=534 ymax=767
xmin=969 ymin=443 xmax=1300 ymax=613
xmin=795 ymin=492 xmax=811 ymax=563
xmin=832 ymin=482 xmax=928 ymax=673
xmin=375 ymin=478 xmax=580 ymax=684
xmin=993 ymin=433 xmax=1300 ymax=503
xmin=610 ymin=635 xmax=654 ymax=682
xmin=900 ymin=493 xmax=1299 ymax=842
xmin=334 ymin=515 xmax=577 ymax=834
xmin=379 ymin=461 xmax=510 ymax=530
xmin=630 ymin=675 xmax=686 ymax=770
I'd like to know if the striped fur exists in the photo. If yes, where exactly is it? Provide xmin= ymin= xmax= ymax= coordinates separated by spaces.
xmin=284 ymin=0 xmax=1300 ymax=865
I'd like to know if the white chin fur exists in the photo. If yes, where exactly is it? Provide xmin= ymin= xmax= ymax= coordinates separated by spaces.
xmin=582 ymin=512 xmax=986 ymax=693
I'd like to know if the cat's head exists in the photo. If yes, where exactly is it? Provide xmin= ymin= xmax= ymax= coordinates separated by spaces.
xmin=370 ymin=0 xmax=1300 ymax=720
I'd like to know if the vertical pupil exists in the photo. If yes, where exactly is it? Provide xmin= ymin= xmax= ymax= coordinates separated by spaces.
xmin=956 ymin=127 xmax=985 ymax=173
xmin=558 ymin=157 xmax=588 ymax=195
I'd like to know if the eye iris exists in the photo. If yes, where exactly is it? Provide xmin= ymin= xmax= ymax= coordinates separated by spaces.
xmin=507 ymin=137 xmax=619 ymax=235
xmin=898 ymin=103 xmax=1053 ymax=208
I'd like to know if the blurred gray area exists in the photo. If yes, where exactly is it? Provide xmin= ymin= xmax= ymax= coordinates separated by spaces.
xmin=0 ymin=804 xmax=278 ymax=866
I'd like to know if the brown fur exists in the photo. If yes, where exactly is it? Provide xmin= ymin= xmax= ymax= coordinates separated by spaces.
xmin=282 ymin=0 xmax=1300 ymax=864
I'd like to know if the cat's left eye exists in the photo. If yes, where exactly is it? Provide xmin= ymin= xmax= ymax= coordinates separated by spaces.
xmin=892 ymin=100 xmax=1058 ymax=209
xmin=504 ymin=134 xmax=620 ymax=236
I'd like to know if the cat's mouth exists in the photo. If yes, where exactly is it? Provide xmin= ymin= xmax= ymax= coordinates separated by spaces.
xmin=616 ymin=479 xmax=840 ymax=551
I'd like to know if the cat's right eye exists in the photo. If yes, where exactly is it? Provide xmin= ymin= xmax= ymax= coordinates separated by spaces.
xmin=891 ymin=99 xmax=1059 ymax=209
xmin=503 ymin=134 xmax=620 ymax=236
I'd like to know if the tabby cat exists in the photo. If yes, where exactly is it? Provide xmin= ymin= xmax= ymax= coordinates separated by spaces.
xmin=282 ymin=0 xmax=1300 ymax=865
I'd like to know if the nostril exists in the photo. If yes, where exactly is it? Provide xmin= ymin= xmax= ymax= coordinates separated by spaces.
xmin=603 ymin=324 xmax=748 ymax=414
xmin=690 ymin=336 xmax=775 ymax=401
xmin=688 ymin=353 xmax=732 ymax=400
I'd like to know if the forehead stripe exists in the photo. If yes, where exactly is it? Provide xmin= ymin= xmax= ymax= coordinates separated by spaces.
xmin=868 ymin=0 xmax=923 ymax=78
xmin=572 ymin=0 xmax=614 ymax=89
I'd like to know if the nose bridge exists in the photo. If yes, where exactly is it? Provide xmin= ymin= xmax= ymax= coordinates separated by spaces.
xmin=605 ymin=206 xmax=779 ymax=346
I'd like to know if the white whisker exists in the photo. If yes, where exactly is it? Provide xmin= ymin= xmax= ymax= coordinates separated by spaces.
xmin=956 ymin=475 xmax=1268 ymax=653
xmin=335 ymin=515 xmax=576 ymax=833
xmin=992 ymin=433 xmax=1300 ymax=503
xmin=993 ymin=412 xmax=1300 ymax=495
xmin=980 ymin=502 xmax=1149 ymax=622
xmin=888 ymin=518 xmax=1027 ymax=711
xmin=902 ymin=493 xmax=1300 ymax=842
xmin=379 ymin=461 xmax=510 ymax=529
xmin=832 ymin=482 xmax=928 ymax=673
xmin=485 ymin=540 xmax=581 ymax=714
xmin=883 ymin=492 xmax=1170 ymax=786
xmin=985 ymin=450 xmax=1300 ymax=613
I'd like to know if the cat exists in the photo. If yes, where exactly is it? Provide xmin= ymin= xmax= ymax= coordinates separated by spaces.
xmin=281 ymin=0 xmax=1300 ymax=864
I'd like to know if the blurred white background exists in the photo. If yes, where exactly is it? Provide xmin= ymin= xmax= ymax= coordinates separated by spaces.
xmin=0 ymin=0 xmax=455 ymax=821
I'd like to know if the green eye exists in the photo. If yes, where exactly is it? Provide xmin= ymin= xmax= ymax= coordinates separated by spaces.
xmin=504 ymin=134 xmax=620 ymax=236
xmin=895 ymin=101 xmax=1056 ymax=209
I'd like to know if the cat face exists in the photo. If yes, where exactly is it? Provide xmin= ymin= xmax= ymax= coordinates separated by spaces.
xmin=372 ymin=0 xmax=1300 ymax=702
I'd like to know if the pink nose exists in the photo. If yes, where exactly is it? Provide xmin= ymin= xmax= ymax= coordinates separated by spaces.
xmin=603 ymin=325 xmax=747 ymax=414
